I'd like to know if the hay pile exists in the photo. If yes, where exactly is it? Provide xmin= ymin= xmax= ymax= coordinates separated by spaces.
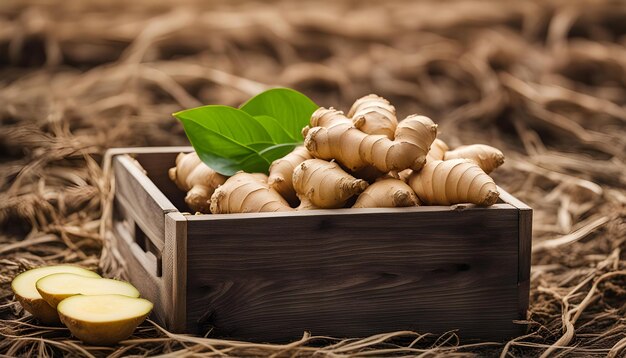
xmin=1 ymin=0 xmax=625 ymax=356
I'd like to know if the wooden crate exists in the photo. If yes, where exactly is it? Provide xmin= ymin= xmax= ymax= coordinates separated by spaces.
xmin=108 ymin=147 xmax=532 ymax=342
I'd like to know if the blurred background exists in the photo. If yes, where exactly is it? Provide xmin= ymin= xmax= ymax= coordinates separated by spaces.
xmin=0 ymin=0 xmax=625 ymax=356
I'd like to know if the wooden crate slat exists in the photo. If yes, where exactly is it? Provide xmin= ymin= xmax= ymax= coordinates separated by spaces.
xmin=164 ymin=212 xmax=187 ymax=332
xmin=497 ymin=186 xmax=532 ymax=320
xmin=185 ymin=207 xmax=522 ymax=341
xmin=113 ymin=155 xmax=177 ymax=249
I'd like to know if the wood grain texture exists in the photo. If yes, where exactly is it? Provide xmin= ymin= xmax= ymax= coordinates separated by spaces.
xmin=185 ymin=207 xmax=521 ymax=342
xmin=517 ymin=208 xmax=532 ymax=321
xmin=132 ymin=150 xmax=192 ymax=212
xmin=497 ymin=187 xmax=531 ymax=210
xmin=164 ymin=212 xmax=187 ymax=332
xmin=113 ymin=155 xmax=177 ymax=249
xmin=497 ymin=187 xmax=532 ymax=321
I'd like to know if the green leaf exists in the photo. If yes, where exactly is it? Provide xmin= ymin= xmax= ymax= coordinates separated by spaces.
xmin=253 ymin=115 xmax=295 ymax=143
xmin=174 ymin=106 xmax=277 ymax=175
xmin=259 ymin=143 xmax=300 ymax=162
xmin=174 ymin=89 xmax=319 ymax=176
xmin=240 ymin=88 xmax=318 ymax=141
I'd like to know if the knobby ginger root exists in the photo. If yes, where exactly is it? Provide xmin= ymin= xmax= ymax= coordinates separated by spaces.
xmin=427 ymin=138 xmax=450 ymax=162
xmin=353 ymin=178 xmax=419 ymax=208
xmin=292 ymin=159 xmax=369 ymax=209
xmin=408 ymin=159 xmax=499 ymax=206
xmin=444 ymin=144 xmax=504 ymax=173
xmin=305 ymin=108 xmax=437 ymax=173
xmin=268 ymin=146 xmax=312 ymax=206
xmin=393 ymin=137 xmax=449 ymax=182
xmin=210 ymin=172 xmax=293 ymax=214
xmin=347 ymin=94 xmax=398 ymax=139
xmin=395 ymin=169 xmax=411 ymax=182
xmin=169 ymin=152 xmax=227 ymax=213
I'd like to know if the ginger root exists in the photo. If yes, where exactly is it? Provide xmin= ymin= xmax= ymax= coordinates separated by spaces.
xmin=304 ymin=108 xmax=437 ymax=173
xmin=268 ymin=146 xmax=313 ymax=206
xmin=169 ymin=152 xmax=227 ymax=213
xmin=427 ymin=138 xmax=450 ymax=162
xmin=292 ymin=159 xmax=369 ymax=209
xmin=347 ymin=94 xmax=397 ymax=139
xmin=353 ymin=178 xmax=419 ymax=208
xmin=444 ymin=144 xmax=504 ymax=174
xmin=392 ymin=137 xmax=449 ymax=182
xmin=210 ymin=172 xmax=293 ymax=214
xmin=408 ymin=159 xmax=499 ymax=206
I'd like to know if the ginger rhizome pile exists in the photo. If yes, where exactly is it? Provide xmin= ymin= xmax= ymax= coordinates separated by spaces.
xmin=169 ymin=94 xmax=505 ymax=214
xmin=304 ymin=108 xmax=437 ymax=173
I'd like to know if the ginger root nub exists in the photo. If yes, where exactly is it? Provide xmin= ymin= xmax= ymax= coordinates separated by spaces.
xmin=408 ymin=159 xmax=499 ymax=206
xmin=293 ymin=159 xmax=368 ymax=209
xmin=210 ymin=172 xmax=293 ymax=214
xmin=353 ymin=178 xmax=419 ymax=208
xmin=168 ymin=152 xmax=227 ymax=213
xmin=395 ymin=138 xmax=449 ymax=182
xmin=347 ymin=94 xmax=398 ymax=139
xmin=268 ymin=146 xmax=313 ymax=206
xmin=444 ymin=144 xmax=504 ymax=173
xmin=427 ymin=138 xmax=449 ymax=163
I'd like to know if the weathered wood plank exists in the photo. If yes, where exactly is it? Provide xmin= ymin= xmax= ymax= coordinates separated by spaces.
xmin=164 ymin=212 xmax=187 ymax=332
xmin=113 ymin=155 xmax=178 ymax=249
xmin=185 ymin=202 xmax=515 ymax=221
xmin=497 ymin=187 xmax=531 ymax=210
xmin=185 ymin=207 xmax=521 ymax=342
xmin=497 ymin=187 xmax=532 ymax=321
xmin=132 ymin=151 xmax=191 ymax=212
xmin=517 ymin=208 xmax=532 ymax=321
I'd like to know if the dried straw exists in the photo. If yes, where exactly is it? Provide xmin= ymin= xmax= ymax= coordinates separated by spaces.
xmin=1 ymin=0 xmax=625 ymax=356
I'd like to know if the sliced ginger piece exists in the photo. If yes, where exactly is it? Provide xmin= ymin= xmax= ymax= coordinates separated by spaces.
xmin=58 ymin=294 xmax=153 ymax=346
xmin=36 ymin=273 xmax=140 ymax=308
xmin=11 ymin=265 xmax=100 ymax=325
